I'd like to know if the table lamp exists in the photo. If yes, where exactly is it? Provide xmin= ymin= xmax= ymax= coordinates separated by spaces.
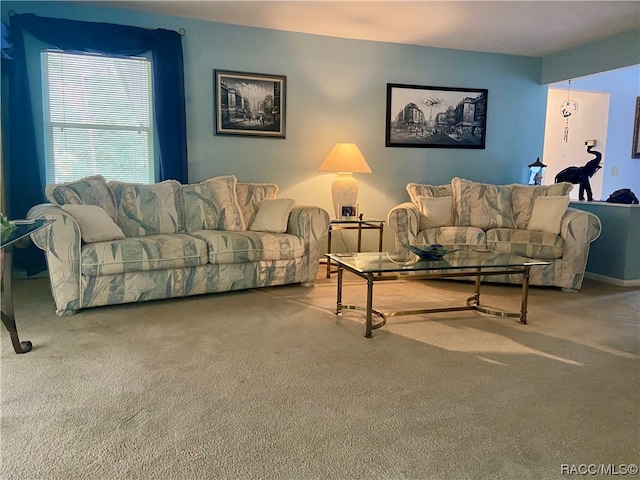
xmin=318 ymin=143 xmax=371 ymax=218
xmin=527 ymin=157 xmax=547 ymax=185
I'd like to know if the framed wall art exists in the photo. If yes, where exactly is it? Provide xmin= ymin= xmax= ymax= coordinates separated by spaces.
xmin=632 ymin=96 xmax=640 ymax=158
xmin=214 ymin=70 xmax=286 ymax=138
xmin=386 ymin=83 xmax=488 ymax=149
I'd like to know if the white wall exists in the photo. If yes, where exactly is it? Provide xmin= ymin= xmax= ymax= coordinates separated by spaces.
xmin=542 ymin=88 xmax=609 ymax=201
xmin=557 ymin=66 xmax=640 ymax=199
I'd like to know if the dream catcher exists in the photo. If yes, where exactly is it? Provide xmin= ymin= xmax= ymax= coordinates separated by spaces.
xmin=560 ymin=80 xmax=579 ymax=142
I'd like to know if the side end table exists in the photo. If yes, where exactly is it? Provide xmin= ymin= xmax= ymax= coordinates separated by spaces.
xmin=326 ymin=219 xmax=385 ymax=278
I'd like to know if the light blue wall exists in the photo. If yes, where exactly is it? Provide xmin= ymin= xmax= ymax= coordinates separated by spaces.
xmin=558 ymin=66 xmax=640 ymax=198
xmin=571 ymin=202 xmax=640 ymax=283
xmin=541 ymin=30 xmax=640 ymax=85
xmin=1 ymin=1 xmax=547 ymax=229
xmin=0 ymin=1 xmax=636 ymax=251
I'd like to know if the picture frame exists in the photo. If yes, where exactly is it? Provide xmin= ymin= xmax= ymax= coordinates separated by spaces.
xmin=340 ymin=204 xmax=358 ymax=220
xmin=632 ymin=97 xmax=640 ymax=158
xmin=385 ymin=83 xmax=488 ymax=149
xmin=214 ymin=70 xmax=286 ymax=138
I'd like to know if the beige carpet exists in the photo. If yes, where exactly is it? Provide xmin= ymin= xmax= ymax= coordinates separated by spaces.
xmin=1 ymin=271 xmax=639 ymax=479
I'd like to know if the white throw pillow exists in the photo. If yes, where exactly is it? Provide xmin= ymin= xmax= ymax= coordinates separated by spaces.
xmin=249 ymin=199 xmax=296 ymax=233
xmin=61 ymin=204 xmax=126 ymax=243
xmin=416 ymin=196 xmax=453 ymax=229
xmin=526 ymin=196 xmax=570 ymax=234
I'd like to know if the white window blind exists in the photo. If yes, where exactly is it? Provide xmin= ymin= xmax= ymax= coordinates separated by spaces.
xmin=42 ymin=50 xmax=154 ymax=184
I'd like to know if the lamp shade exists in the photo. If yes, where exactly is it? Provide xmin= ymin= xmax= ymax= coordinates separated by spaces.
xmin=528 ymin=157 xmax=547 ymax=168
xmin=318 ymin=143 xmax=372 ymax=173
xmin=319 ymin=143 xmax=371 ymax=218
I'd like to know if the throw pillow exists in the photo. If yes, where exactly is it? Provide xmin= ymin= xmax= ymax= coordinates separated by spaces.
xmin=527 ymin=195 xmax=570 ymax=234
xmin=45 ymin=174 xmax=117 ymax=220
xmin=61 ymin=204 xmax=125 ymax=243
xmin=249 ymin=198 xmax=296 ymax=233
xmin=181 ymin=175 xmax=246 ymax=232
xmin=110 ymin=180 xmax=184 ymax=237
xmin=406 ymin=183 xmax=453 ymax=204
xmin=416 ymin=196 xmax=453 ymax=229
xmin=236 ymin=182 xmax=279 ymax=227
xmin=511 ymin=183 xmax=573 ymax=229
xmin=451 ymin=177 xmax=515 ymax=229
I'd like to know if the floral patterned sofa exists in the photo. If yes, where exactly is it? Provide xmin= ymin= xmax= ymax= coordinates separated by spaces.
xmin=27 ymin=175 xmax=329 ymax=316
xmin=387 ymin=177 xmax=602 ymax=292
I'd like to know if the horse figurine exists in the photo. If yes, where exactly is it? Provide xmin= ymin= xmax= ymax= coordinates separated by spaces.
xmin=554 ymin=146 xmax=602 ymax=201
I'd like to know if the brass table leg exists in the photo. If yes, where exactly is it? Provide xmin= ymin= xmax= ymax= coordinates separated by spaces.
xmin=520 ymin=266 xmax=531 ymax=324
xmin=336 ymin=264 xmax=343 ymax=316
xmin=365 ymin=273 xmax=374 ymax=338
xmin=326 ymin=225 xmax=333 ymax=278
xmin=1 ymin=248 xmax=33 ymax=354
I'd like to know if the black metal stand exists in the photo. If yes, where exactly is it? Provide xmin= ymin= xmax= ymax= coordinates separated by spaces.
xmin=1 ymin=247 xmax=33 ymax=353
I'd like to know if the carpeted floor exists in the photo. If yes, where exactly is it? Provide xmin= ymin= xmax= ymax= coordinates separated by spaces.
xmin=1 ymin=271 xmax=639 ymax=479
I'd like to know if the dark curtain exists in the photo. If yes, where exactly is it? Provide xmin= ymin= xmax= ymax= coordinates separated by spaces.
xmin=5 ymin=13 xmax=188 ymax=274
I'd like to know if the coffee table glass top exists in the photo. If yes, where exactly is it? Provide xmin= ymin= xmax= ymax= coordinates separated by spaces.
xmin=326 ymin=250 xmax=549 ymax=274
xmin=1 ymin=220 xmax=53 ymax=249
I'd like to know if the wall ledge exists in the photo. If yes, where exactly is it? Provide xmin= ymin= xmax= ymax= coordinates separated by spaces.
xmin=585 ymin=272 xmax=640 ymax=287
xmin=570 ymin=201 xmax=640 ymax=209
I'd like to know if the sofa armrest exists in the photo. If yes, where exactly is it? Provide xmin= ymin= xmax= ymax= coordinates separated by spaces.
xmin=387 ymin=202 xmax=421 ymax=251
xmin=558 ymin=207 xmax=602 ymax=291
xmin=287 ymin=205 xmax=330 ymax=285
xmin=27 ymin=204 xmax=82 ymax=316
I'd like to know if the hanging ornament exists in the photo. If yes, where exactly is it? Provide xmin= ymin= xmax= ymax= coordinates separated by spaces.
xmin=560 ymin=80 xmax=579 ymax=143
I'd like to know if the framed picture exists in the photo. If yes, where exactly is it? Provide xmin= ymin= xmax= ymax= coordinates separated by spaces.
xmin=340 ymin=204 xmax=358 ymax=220
xmin=632 ymin=97 xmax=640 ymax=158
xmin=214 ymin=70 xmax=286 ymax=138
xmin=386 ymin=83 xmax=488 ymax=149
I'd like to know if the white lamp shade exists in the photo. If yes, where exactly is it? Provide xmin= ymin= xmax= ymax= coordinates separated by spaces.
xmin=318 ymin=143 xmax=372 ymax=174
xmin=319 ymin=143 xmax=371 ymax=218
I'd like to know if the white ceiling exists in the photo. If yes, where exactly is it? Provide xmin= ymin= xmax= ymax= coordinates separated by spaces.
xmin=84 ymin=0 xmax=640 ymax=57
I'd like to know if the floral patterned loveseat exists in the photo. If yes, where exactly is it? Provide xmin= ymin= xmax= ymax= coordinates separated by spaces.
xmin=387 ymin=177 xmax=602 ymax=292
xmin=27 ymin=175 xmax=330 ymax=316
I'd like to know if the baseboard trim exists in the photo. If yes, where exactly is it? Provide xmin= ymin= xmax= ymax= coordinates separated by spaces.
xmin=585 ymin=272 xmax=640 ymax=287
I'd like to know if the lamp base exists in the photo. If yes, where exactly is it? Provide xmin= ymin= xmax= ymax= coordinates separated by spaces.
xmin=331 ymin=172 xmax=358 ymax=218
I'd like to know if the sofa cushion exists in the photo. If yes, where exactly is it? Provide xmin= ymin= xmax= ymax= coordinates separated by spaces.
xmin=527 ymin=196 xmax=570 ymax=234
xmin=61 ymin=204 xmax=125 ymax=243
xmin=110 ymin=180 xmax=184 ymax=237
xmin=486 ymin=228 xmax=565 ymax=259
xmin=249 ymin=198 xmax=295 ymax=233
xmin=451 ymin=177 xmax=515 ymax=230
xmin=45 ymin=175 xmax=117 ymax=220
xmin=406 ymin=182 xmax=453 ymax=204
xmin=511 ymin=183 xmax=573 ymax=229
xmin=81 ymin=234 xmax=208 ymax=276
xmin=182 ymin=176 xmax=246 ymax=232
xmin=416 ymin=226 xmax=486 ymax=247
xmin=416 ymin=196 xmax=453 ymax=229
xmin=190 ymin=230 xmax=305 ymax=264
xmin=236 ymin=182 xmax=279 ymax=227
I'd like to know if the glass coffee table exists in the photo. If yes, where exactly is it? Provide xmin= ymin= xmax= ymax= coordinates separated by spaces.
xmin=325 ymin=250 xmax=550 ymax=338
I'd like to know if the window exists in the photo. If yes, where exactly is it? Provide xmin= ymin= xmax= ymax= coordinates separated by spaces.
xmin=41 ymin=50 xmax=154 ymax=184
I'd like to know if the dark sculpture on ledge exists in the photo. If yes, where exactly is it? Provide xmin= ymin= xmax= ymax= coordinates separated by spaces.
xmin=554 ymin=145 xmax=602 ymax=201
